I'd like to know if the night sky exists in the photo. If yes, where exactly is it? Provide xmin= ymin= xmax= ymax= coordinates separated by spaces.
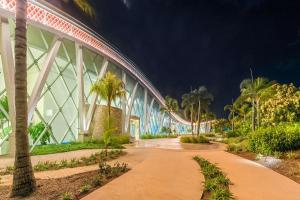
xmin=50 ymin=0 xmax=300 ymax=117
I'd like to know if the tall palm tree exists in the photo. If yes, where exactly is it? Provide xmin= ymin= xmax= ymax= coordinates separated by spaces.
xmin=240 ymin=76 xmax=274 ymax=131
xmin=11 ymin=0 xmax=95 ymax=197
xmin=90 ymin=72 xmax=125 ymax=127
xmin=224 ymin=100 xmax=238 ymax=132
xmin=181 ymin=92 xmax=196 ymax=134
xmin=160 ymin=96 xmax=179 ymax=133
xmin=11 ymin=1 xmax=36 ymax=197
xmin=193 ymin=86 xmax=213 ymax=135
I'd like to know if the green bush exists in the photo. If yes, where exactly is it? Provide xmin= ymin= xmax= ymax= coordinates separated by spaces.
xmin=180 ymin=136 xmax=209 ymax=144
xmin=226 ymin=131 xmax=240 ymax=138
xmin=161 ymin=126 xmax=172 ymax=134
xmin=111 ymin=135 xmax=130 ymax=144
xmin=28 ymin=122 xmax=51 ymax=145
xmin=61 ymin=192 xmax=73 ymax=200
xmin=141 ymin=134 xmax=177 ymax=139
xmin=227 ymin=140 xmax=249 ymax=153
xmin=248 ymin=123 xmax=300 ymax=155
xmin=79 ymin=183 xmax=91 ymax=194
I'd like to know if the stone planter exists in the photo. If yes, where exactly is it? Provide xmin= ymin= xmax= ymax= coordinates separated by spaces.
xmin=90 ymin=105 xmax=123 ymax=140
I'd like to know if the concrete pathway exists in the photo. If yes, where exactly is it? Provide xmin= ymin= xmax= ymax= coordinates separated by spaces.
xmin=195 ymin=149 xmax=300 ymax=200
xmin=83 ymin=138 xmax=300 ymax=200
xmin=82 ymin=148 xmax=203 ymax=200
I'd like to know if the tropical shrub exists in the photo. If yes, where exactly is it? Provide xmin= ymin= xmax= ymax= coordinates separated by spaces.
xmin=226 ymin=130 xmax=240 ymax=138
xmin=161 ymin=126 xmax=172 ymax=134
xmin=28 ymin=122 xmax=51 ymax=145
xmin=180 ymin=135 xmax=209 ymax=144
xmin=248 ymin=123 xmax=300 ymax=155
xmin=141 ymin=134 xmax=177 ymax=139
xmin=260 ymin=83 xmax=300 ymax=125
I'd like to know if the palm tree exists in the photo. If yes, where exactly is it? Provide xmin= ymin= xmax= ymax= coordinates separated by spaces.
xmin=11 ymin=0 xmax=95 ymax=197
xmin=224 ymin=100 xmax=238 ymax=132
xmin=240 ymin=76 xmax=274 ymax=131
xmin=193 ymin=86 xmax=213 ymax=135
xmin=11 ymin=1 xmax=36 ymax=197
xmin=160 ymin=96 xmax=179 ymax=134
xmin=90 ymin=72 xmax=125 ymax=127
xmin=181 ymin=93 xmax=196 ymax=134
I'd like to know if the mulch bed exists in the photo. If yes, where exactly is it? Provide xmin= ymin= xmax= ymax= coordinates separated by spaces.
xmin=0 ymin=168 xmax=127 ymax=200
xmin=232 ymin=150 xmax=300 ymax=184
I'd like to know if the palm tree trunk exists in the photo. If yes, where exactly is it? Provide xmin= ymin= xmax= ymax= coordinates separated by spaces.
xmin=232 ymin=112 xmax=235 ymax=132
xmin=190 ymin=105 xmax=194 ymax=135
xmin=252 ymin=99 xmax=256 ymax=131
xmin=256 ymin=99 xmax=260 ymax=128
xmin=107 ymin=100 xmax=111 ymax=128
xmin=197 ymin=100 xmax=201 ymax=136
xmin=11 ymin=0 xmax=36 ymax=197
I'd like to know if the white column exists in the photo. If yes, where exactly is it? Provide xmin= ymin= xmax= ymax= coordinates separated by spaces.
xmin=28 ymin=36 xmax=61 ymax=123
xmin=145 ymin=98 xmax=155 ymax=133
xmin=143 ymin=89 xmax=147 ymax=133
xmin=125 ymin=82 xmax=139 ymax=132
xmin=76 ymin=43 xmax=85 ymax=135
xmin=0 ymin=17 xmax=16 ymax=156
xmin=0 ymin=17 xmax=15 ymax=131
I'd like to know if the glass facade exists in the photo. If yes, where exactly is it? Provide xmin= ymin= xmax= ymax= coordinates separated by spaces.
xmin=0 ymin=16 xmax=189 ymax=155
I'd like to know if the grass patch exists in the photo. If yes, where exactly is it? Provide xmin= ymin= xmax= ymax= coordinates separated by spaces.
xmin=194 ymin=156 xmax=234 ymax=200
xmin=1 ymin=150 xmax=125 ymax=175
xmin=31 ymin=135 xmax=130 ymax=156
xmin=140 ymin=134 xmax=178 ymax=139
xmin=180 ymin=135 xmax=210 ymax=144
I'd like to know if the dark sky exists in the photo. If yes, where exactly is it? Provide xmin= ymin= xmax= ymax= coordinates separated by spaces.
xmin=51 ymin=0 xmax=300 ymax=117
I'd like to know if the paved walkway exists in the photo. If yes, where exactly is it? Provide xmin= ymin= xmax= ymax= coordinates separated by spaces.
xmin=82 ymin=148 xmax=203 ymax=200
xmin=1 ymin=138 xmax=300 ymax=200
xmin=83 ymin=138 xmax=300 ymax=200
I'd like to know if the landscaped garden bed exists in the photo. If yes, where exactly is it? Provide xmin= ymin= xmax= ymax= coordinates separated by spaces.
xmin=0 ymin=161 xmax=129 ymax=200
xmin=0 ymin=150 xmax=125 ymax=175
xmin=31 ymin=135 xmax=130 ymax=156
xmin=193 ymin=156 xmax=234 ymax=200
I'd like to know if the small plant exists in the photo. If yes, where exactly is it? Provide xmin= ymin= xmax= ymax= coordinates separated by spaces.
xmin=4 ymin=166 xmax=14 ymax=174
xmin=285 ymin=151 xmax=298 ymax=160
xmin=92 ymin=175 xmax=104 ymax=187
xmin=61 ymin=192 xmax=73 ymax=200
xmin=28 ymin=122 xmax=51 ymax=145
xmin=79 ymin=183 xmax=91 ymax=194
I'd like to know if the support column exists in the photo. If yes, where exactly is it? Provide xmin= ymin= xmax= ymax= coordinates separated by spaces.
xmin=0 ymin=18 xmax=15 ymax=156
xmin=158 ymin=112 xmax=165 ymax=133
xmin=76 ymin=43 xmax=85 ymax=141
xmin=125 ymin=82 xmax=139 ymax=133
xmin=121 ymin=71 xmax=127 ymax=134
xmin=143 ymin=89 xmax=147 ymax=133
xmin=85 ymin=58 xmax=108 ymax=132
xmin=145 ymin=98 xmax=154 ymax=133
xmin=28 ymin=36 xmax=61 ymax=123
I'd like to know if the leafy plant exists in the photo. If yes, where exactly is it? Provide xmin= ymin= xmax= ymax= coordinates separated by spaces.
xmin=248 ymin=123 xmax=300 ymax=155
xmin=193 ymin=156 xmax=233 ymax=200
xmin=180 ymin=136 xmax=209 ymax=144
xmin=61 ymin=192 xmax=73 ymax=200
xmin=28 ymin=122 xmax=51 ymax=145
xmin=79 ymin=183 xmax=91 ymax=194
